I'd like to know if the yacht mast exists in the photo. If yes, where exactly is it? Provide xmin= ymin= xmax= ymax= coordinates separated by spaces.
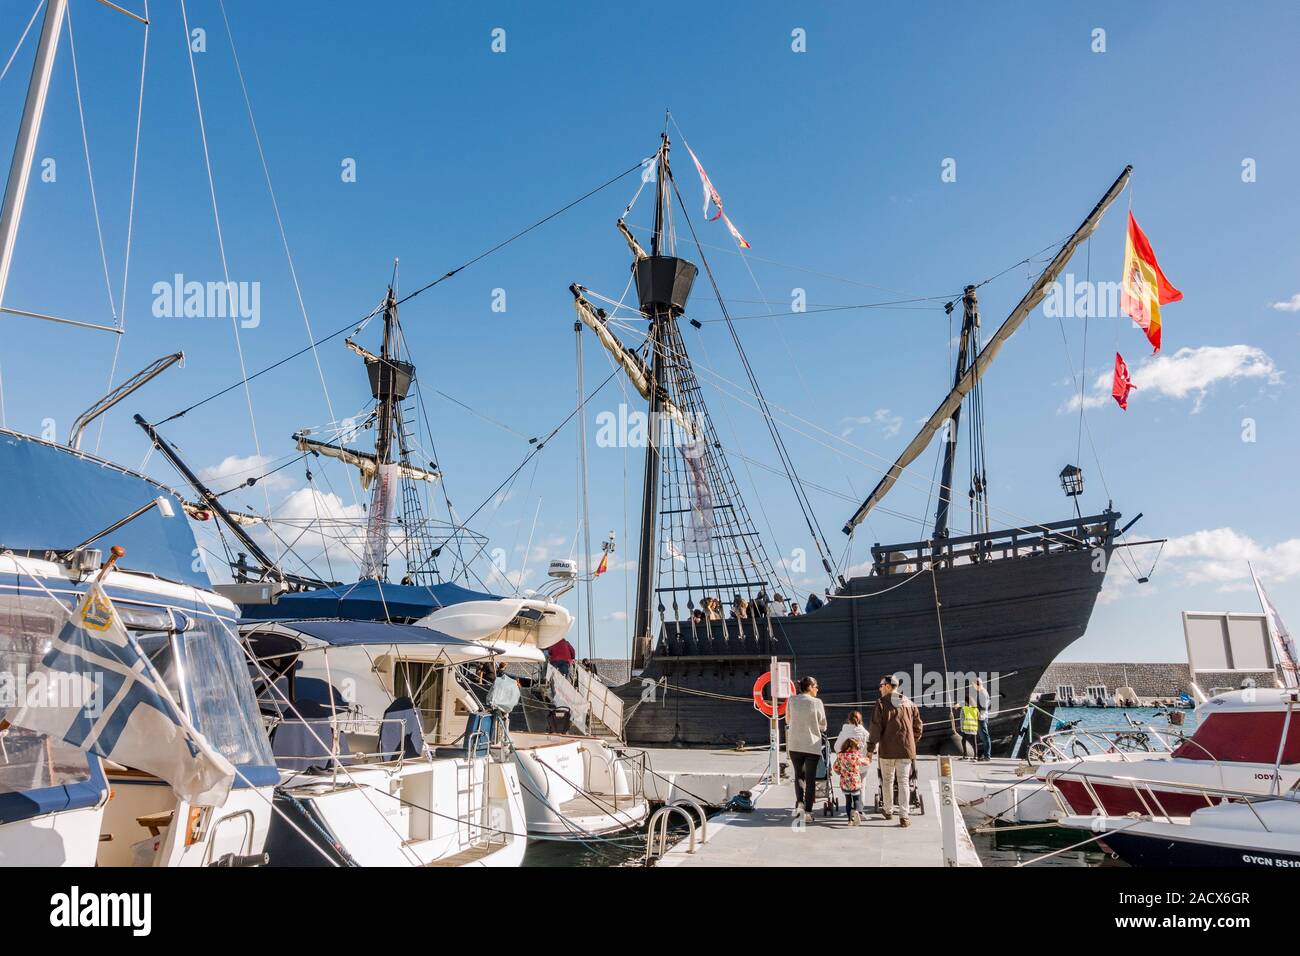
xmin=0 ymin=0 xmax=67 ymax=312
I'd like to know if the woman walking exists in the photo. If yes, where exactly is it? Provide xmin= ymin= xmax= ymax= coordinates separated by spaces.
xmin=786 ymin=676 xmax=827 ymax=823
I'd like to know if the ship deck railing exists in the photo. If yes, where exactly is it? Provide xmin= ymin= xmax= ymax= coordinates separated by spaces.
xmin=870 ymin=511 xmax=1118 ymax=575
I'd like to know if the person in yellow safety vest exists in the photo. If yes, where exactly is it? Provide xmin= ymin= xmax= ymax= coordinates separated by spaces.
xmin=959 ymin=697 xmax=979 ymax=760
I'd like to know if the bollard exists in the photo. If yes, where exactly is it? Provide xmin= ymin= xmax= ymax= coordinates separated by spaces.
xmin=939 ymin=755 xmax=959 ymax=867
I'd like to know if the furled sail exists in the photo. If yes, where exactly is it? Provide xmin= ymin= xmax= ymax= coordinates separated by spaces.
xmin=842 ymin=165 xmax=1133 ymax=535
xmin=681 ymin=436 xmax=715 ymax=554
xmin=570 ymin=287 xmax=697 ymax=438
xmin=181 ymin=500 xmax=264 ymax=526
xmin=293 ymin=433 xmax=440 ymax=489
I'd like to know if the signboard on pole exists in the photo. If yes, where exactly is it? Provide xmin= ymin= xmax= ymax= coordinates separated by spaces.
xmin=774 ymin=661 xmax=793 ymax=699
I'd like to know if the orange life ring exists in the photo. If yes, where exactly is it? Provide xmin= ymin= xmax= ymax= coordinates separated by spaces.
xmin=753 ymin=672 xmax=788 ymax=718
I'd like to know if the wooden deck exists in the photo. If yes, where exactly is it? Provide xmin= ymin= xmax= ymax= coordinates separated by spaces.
xmin=424 ymin=840 xmax=510 ymax=867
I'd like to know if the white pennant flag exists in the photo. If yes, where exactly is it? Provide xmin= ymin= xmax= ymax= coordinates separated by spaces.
xmin=683 ymin=142 xmax=751 ymax=249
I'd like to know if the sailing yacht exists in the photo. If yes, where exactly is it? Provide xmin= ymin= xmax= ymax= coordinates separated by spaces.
xmin=158 ymin=282 xmax=649 ymax=843
xmin=0 ymin=430 xmax=279 ymax=867
xmin=0 ymin=1 xmax=280 ymax=867
xmin=569 ymin=132 xmax=1138 ymax=754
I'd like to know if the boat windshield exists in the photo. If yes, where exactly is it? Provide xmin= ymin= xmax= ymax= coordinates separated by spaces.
xmin=177 ymin=615 xmax=275 ymax=769
xmin=0 ymin=593 xmax=96 ymax=795
xmin=0 ymin=430 xmax=208 ymax=588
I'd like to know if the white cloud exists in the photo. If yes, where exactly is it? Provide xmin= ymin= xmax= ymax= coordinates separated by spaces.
xmin=199 ymin=453 xmax=296 ymax=496
xmin=840 ymin=408 xmax=903 ymax=439
xmin=261 ymin=486 xmax=369 ymax=573
xmin=1163 ymin=527 xmax=1300 ymax=589
xmin=1269 ymin=294 xmax=1300 ymax=312
xmin=1062 ymin=344 xmax=1280 ymax=414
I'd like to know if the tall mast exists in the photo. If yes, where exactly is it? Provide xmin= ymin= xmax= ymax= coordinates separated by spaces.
xmin=632 ymin=134 xmax=670 ymax=670
xmin=355 ymin=283 xmax=416 ymax=581
xmin=933 ymin=285 xmax=978 ymax=539
xmin=375 ymin=287 xmax=399 ymax=467
xmin=0 ymin=0 xmax=67 ymax=312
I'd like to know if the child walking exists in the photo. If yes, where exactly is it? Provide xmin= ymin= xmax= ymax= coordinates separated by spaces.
xmin=831 ymin=738 xmax=868 ymax=825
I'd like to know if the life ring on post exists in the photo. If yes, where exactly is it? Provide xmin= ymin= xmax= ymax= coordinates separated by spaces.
xmin=753 ymin=672 xmax=788 ymax=718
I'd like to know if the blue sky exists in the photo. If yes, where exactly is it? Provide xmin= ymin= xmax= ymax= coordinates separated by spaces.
xmin=1 ymin=1 xmax=1297 ymax=663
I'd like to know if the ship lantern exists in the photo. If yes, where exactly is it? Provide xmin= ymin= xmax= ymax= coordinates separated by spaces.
xmin=1059 ymin=464 xmax=1084 ymax=498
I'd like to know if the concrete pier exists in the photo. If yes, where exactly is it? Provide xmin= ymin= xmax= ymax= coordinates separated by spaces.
xmin=641 ymin=746 xmax=771 ymax=807
xmin=642 ymin=754 xmax=981 ymax=867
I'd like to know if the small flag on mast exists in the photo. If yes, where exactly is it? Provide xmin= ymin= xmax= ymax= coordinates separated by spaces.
xmin=1120 ymin=211 xmax=1182 ymax=353
xmin=594 ymin=551 xmax=609 ymax=577
xmin=684 ymin=142 xmax=751 ymax=249
xmin=1111 ymin=352 xmax=1137 ymax=410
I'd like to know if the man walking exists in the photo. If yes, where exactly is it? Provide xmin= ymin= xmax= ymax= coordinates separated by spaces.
xmin=866 ymin=674 xmax=924 ymax=827
xmin=974 ymin=677 xmax=992 ymax=761
xmin=786 ymin=676 xmax=827 ymax=823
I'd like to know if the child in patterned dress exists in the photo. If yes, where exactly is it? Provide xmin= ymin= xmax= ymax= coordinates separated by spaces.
xmin=832 ymin=738 xmax=868 ymax=825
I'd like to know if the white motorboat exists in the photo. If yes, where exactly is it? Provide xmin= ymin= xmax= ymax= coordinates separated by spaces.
xmin=1059 ymin=784 xmax=1300 ymax=868
xmin=244 ymin=619 xmax=528 ymax=866
xmin=1039 ymin=688 xmax=1300 ymax=819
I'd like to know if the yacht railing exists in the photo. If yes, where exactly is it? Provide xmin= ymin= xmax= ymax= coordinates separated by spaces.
xmin=1031 ymin=720 xmax=1185 ymax=764
xmin=577 ymin=742 xmax=648 ymax=811
xmin=1048 ymin=771 xmax=1300 ymax=833
xmin=265 ymin=715 xmax=420 ymax=779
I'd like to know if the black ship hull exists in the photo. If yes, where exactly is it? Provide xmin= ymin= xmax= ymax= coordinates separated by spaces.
xmin=612 ymin=515 xmax=1115 ymax=755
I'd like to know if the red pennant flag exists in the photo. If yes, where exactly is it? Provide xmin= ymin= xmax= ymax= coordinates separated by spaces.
xmin=1112 ymin=352 xmax=1137 ymax=410
xmin=594 ymin=552 xmax=609 ymax=577
xmin=1120 ymin=211 xmax=1182 ymax=353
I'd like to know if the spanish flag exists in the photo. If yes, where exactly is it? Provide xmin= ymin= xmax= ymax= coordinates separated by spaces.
xmin=594 ymin=552 xmax=609 ymax=577
xmin=1120 ymin=211 xmax=1182 ymax=353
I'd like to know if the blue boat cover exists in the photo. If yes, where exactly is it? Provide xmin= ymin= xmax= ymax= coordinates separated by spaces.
xmin=240 ymin=578 xmax=502 ymax=622
xmin=0 ymin=753 xmax=108 ymax=826
xmin=378 ymin=697 xmax=425 ymax=759
xmin=0 ymin=430 xmax=208 ymax=588
xmin=267 ymin=618 xmax=479 ymax=650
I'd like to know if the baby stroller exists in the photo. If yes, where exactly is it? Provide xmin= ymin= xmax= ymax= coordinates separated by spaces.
xmin=870 ymin=758 xmax=926 ymax=816
xmin=818 ymin=734 xmax=842 ymax=817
